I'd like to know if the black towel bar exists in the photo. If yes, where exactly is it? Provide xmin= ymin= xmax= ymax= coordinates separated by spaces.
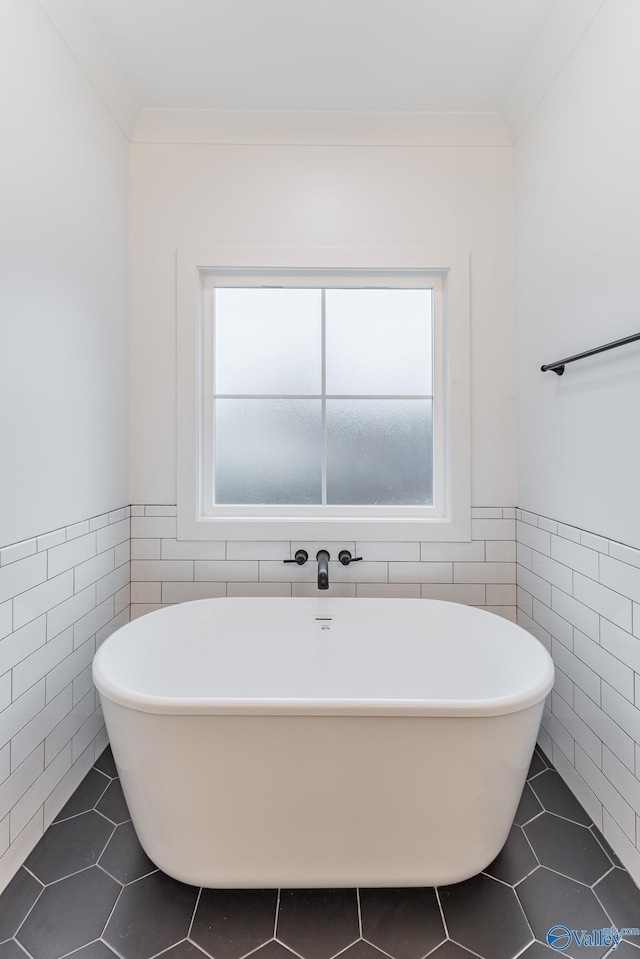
xmin=541 ymin=331 xmax=640 ymax=375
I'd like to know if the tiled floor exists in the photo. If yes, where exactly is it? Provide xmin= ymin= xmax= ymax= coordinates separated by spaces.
xmin=2 ymin=747 xmax=640 ymax=959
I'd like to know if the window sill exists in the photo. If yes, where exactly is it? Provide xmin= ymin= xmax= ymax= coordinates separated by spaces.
xmin=176 ymin=513 xmax=471 ymax=543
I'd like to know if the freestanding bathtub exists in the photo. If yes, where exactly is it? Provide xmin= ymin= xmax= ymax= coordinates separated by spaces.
xmin=93 ymin=597 xmax=554 ymax=888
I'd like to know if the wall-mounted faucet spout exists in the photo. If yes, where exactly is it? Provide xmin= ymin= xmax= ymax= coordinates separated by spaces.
xmin=316 ymin=550 xmax=330 ymax=590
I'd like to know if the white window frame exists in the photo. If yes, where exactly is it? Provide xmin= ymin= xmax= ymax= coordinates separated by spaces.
xmin=177 ymin=247 xmax=470 ymax=542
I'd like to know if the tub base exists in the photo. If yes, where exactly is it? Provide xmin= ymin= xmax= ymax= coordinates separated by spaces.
xmin=102 ymin=700 xmax=543 ymax=888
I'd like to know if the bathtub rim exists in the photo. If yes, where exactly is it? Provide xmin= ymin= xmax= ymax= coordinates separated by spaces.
xmin=93 ymin=597 xmax=554 ymax=719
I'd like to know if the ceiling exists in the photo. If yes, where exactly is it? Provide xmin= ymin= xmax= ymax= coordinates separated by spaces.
xmin=81 ymin=0 xmax=559 ymax=113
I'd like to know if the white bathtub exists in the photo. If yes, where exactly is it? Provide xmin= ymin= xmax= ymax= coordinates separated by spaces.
xmin=93 ymin=597 xmax=554 ymax=888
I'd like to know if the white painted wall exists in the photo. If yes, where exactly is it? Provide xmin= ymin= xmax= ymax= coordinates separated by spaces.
xmin=515 ymin=0 xmax=640 ymax=548
xmin=0 ymin=0 xmax=130 ymax=549
xmin=130 ymin=127 xmax=516 ymax=511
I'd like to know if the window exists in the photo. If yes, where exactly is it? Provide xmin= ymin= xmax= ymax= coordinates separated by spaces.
xmin=177 ymin=249 xmax=470 ymax=542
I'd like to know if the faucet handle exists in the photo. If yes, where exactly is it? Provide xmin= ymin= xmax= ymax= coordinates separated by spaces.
xmin=338 ymin=550 xmax=363 ymax=566
xmin=283 ymin=549 xmax=309 ymax=566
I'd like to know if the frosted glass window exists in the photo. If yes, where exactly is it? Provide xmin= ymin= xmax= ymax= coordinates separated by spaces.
xmin=215 ymin=288 xmax=321 ymax=394
xmin=326 ymin=400 xmax=433 ymax=506
xmin=325 ymin=289 xmax=432 ymax=395
xmin=208 ymin=280 xmax=438 ymax=509
xmin=214 ymin=400 xmax=322 ymax=504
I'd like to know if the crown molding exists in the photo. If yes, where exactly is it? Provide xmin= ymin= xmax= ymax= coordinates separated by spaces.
xmin=132 ymin=109 xmax=512 ymax=147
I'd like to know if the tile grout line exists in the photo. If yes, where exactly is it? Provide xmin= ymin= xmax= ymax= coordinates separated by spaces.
xmin=187 ymin=886 xmax=203 ymax=941
xmin=523 ymin=803 xmax=594 ymax=831
xmin=272 ymin=937 xmax=306 ymax=959
xmin=358 ymin=937 xmax=398 ymax=959
xmin=519 ymin=823 xmax=542 ymax=869
xmin=272 ymin=888 xmax=281 ymax=940
xmin=532 ymin=861 xmax=603 ymax=889
xmin=328 ymin=937 xmax=361 ymax=959
xmin=9 ymin=936 xmax=37 ymax=959
xmin=434 ymin=886 xmax=449 ymax=942
xmin=51 ymin=778 xmax=112 ymax=825
xmin=589 ymin=863 xmax=617 ymax=891
xmin=420 ymin=938 xmax=449 ymax=959
xmin=510 ymin=881 xmax=538 ymax=948
xmin=444 ymin=937 xmax=486 ymax=959
xmin=140 ymin=938 xmax=201 ymax=959
xmin=51 ymin=937 xmax=107 ymax=959
xmin=11 ymin=871 xmax=45 ymax=944
xmin=511 ymin=940 xmax=536 ymax=959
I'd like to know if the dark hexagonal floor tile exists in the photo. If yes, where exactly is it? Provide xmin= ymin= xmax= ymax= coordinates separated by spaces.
xmin=524 ymin=813 xmax=611 ymax=886
xmin=155 ymin=943 xmax=210 ymax=959
xmin=17 ymin=866 xmax=120 ymax=959
xmin=67 ymin=942 xmax=119 ymax=959
xmin=0 ymin=867 xmax=43 ymax=941
xmin=336 ymin=943 xmax=391 ymax=959
xmin=590 ymin=825 xmax=621 ymax=866
xmin=484 ymin=825 xmax=538 ymax=885
xmin=103 ymin=870 xmax=198 ymax=959
xmin=0 ymin=942 xmax=29 ymax=959
xmin=594 ymin=866 xmax=640 ymax=929
xmin=54 ymin=769 xmax=111 ymax=822
xmin=427 ymin=944 xmax=479 ymax=958
xmin=98 ymin=821 xmax=157 ymax=884
xmin=250 ymin=943 xmax=303 ymax=959
xmin=517 ymin=867 xmax=612 ymax=959
xmin=96 ymin=780 xmax=131 ymax=825
xmin=359 ymin=887 xmax=445 ymax=959
xmin=276 ymin=889 xmax=359 ymax=959
xmin=529 ymin=771 xmax=591 ymax=826
xmin=25 ymin=811 xmax=114 ymax=884
xmin=519 ymin=943 xmax=565 ymax=956
xmin=603 ymin=944 xmax=640 ymax=957
xmin=191 ymin=889 xmax=278 ymax=959
xmin=439 ymin=873 xmax=533 ymax=959
xmin=528 ymin=750 xmax=548 ymax=780
xmin=94 ymin=746 xmax=118 ymax=778
xmin=514 ymin=784 xmax=544 ymax=826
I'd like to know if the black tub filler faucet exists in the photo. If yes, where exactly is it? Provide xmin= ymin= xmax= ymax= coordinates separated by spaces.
xmin=283 ymin=548 xmax=362 ymax=590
